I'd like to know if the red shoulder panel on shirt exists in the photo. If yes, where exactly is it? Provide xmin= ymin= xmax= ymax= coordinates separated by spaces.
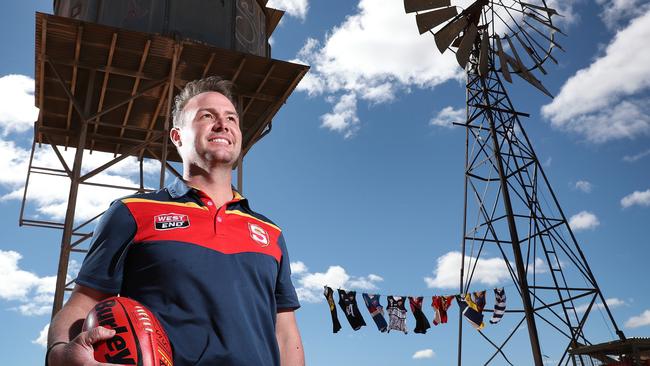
xmin=122 ymin=198 xmax=282 ymax=262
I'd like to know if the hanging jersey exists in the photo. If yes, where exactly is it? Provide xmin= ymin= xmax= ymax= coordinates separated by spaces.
xmin=431 ymin=295 xmax=454 ymax=325
xmin=337 ymin=289 xmax=366 ymax=331
xmin=408 ymin=296 xmax=431 ymax=334
xmin=457 ymin=294 xmax=484 ymax=330
xmin=362 ymin=293 xmax=388 ymax=332
xmin=472 ymin=290 xmax=487 ymax=313
xmin=386 ymin=296 xmax=408 ymax=334
xmin=490 ymin=287 xmax=506 ymax=324
xmin=324 ymin=286 xmax=342 ymax=333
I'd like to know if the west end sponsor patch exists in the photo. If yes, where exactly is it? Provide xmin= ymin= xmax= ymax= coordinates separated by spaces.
xmin=248 ymin=222 xmax=270 ymax=247
xmin=154 ymin=213 xmax=190 ymax=230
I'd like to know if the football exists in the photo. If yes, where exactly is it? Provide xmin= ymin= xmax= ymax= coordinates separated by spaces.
xmin=83 ymin=296 xmax=173 ymax=366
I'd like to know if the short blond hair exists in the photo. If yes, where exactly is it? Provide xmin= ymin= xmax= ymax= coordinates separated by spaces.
xmin=172 ymin=76 xmax=237 ymax=127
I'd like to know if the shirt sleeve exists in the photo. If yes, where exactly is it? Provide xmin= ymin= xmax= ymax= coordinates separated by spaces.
xmin=75 ymin=199 xmax=137 ymax=294
xmin=275 ymin=233 xmax=300 ymax=311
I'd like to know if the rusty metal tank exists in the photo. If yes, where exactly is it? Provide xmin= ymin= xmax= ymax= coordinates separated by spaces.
xmin=53 ymin=0 xmax=271 ymax=57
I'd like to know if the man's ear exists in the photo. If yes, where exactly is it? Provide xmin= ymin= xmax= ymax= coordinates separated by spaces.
xmin=170 ymin=127 xmax=182 ymax=147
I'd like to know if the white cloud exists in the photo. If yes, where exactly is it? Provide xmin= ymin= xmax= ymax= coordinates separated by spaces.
xmin=541 ymin=9 xmax=650 ymax=143
xmin=425 ymin=252 xmax=548 ymax=289
xmin=32 ymin=323 xmax=49 ymax=348
xmin=290 ymin=261 xmax=308 ymax=275
xmin=625 ymin=310 xmax=650 ymax=328
xmin=267 ymin=0 xmax=309 ymax=20
xmin=430 ymin=106 xmax=464 ymax=128
xmin=568 ymin=211 xmax=600 ymax=231
xmin=573 ymin=180 xmax=593 ymax=193
xmin=0 ymin=139 xmax=160 ymax=221
xmin=597 ymin=0 xmax=650 ymax=29
xmin=293 ymin=0 xmax=464 ymax=136
xmin=291 ymin=263 xmax=383 ymax=303
xmin=412 ymin=349 xmax=435 ymax=359
xmin=424 ymin=251 xmax=511 ymax=289
xmin=0 ymin=250 xmax=55 ymax=316
xmin=575 ymin=297 xmax=626 ymax=314
xmin=621 ymin=189 xmax=650 ymax=208
xmin=625 ymin=309 xmax=650 ymax=328
xmin=320 ymin=93 xmax=359 ymax=138
xmin=0 ymin=139 xmax=31 ymax=187
xmin=0 ymin=74 xmax=39 ymax=135
xmin=623 ymin=148 xmax=650 ymax=162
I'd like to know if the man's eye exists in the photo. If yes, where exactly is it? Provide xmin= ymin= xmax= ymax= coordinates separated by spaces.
xmin=202 ymin=113 xmax=215 ymax=120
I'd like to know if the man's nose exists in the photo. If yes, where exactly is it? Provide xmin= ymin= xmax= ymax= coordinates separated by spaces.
xmin=211 ymin=114 xmax=229 ymax=131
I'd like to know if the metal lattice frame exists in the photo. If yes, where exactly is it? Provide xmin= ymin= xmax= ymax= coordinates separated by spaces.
xmin=456 ymin=56 xmax=624 ymax=366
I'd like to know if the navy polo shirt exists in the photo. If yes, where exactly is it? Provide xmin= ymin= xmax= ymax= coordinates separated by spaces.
xmin=76 ymin=178 xmax=300 ymax=365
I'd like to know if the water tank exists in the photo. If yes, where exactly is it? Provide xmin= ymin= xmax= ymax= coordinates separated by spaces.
xmin=53 ymin=0 xmax=271 ymax=57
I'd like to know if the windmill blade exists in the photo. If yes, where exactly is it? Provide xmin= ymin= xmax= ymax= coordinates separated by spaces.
xmin=433 ymin=0 xmax=487 ymax=54
xmin=520 ymin=21 xmax=560 ymax=65
xmin=504 ymin=34 xmax=551 ymax=94
xmin=505 ymin=35 xmax=525 ymax=69
xmin=516 ymin=64 xmax=552 ymax=97
xmin=416 ymin=7 xmax=458 ymax=34
xmin=404 ymin=0 xmax=450 ymax=13
xmin=496 ymin=36 xmax=512 ymax=82
xmin=464 ymin=0 xmax=489 ymax=16
xmin=523 ymin=19 xmax=564 ymax=52
xmin=478 ymin=30 xmax=489 ymax=78
xmin=525 ymin=12 xmax=566 ymax=35
xmin=456 ymin=22 xmax=479 ymax=68
xmin=434 ymin=15 xmax=468 ymax=54
xmin=505 ymin=53 xmax=552 ymax=97
xmin=514 ymin=31 xmax=546 ymax=74
xmin=521 ymin=1 xmax=558 ymax=16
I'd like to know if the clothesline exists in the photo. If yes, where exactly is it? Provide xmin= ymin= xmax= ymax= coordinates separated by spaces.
xmin=322 ymin=286 xmax=507 ymax=334
xmin=325 ymin=280 xmax=520 ymax=300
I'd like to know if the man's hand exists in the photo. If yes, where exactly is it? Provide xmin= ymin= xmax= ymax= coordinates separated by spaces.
xmin=48 ymin=326 xmax=117 ymax=366
xmin=46 ymin=285 xmax=115 ymax=366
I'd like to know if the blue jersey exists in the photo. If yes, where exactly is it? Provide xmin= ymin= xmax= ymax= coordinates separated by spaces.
xmin=76 ymin=178 xmax=300 ymax=365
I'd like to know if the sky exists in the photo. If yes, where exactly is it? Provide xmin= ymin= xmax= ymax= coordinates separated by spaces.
xmin=1 ymin=0 xmax=649 ymax=365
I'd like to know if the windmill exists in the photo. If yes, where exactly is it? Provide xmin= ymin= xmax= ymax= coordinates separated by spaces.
xmin=405 ymin=1 xmax=635 ymax=365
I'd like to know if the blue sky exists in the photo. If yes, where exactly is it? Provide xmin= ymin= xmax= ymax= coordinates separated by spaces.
xmin=1 ymin=0 xmax=649 ymax=365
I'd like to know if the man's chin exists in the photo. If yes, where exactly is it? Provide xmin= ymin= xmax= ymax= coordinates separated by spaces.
xmin=202 ymin=152 xmax=239 ymax=167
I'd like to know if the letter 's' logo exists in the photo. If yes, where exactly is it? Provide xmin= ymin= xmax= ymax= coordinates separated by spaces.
xmin=154 ymin=213 xmax=190 ymax=230
xmin=248 ymin=223 xmax=270 ymax=247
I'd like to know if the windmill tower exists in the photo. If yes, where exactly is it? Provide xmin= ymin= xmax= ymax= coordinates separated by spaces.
xmin=22 ymin=0 xmax=308 ymax=317
xmin=404 ymin=1 xmax=636 ymax=365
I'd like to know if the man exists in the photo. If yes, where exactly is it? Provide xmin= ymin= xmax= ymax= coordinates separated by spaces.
xmin=46 ymin=76 xmax=304 ymax=366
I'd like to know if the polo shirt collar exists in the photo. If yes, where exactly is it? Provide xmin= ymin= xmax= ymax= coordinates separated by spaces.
xmin=166 ymin=177 xmax=246 ymax=203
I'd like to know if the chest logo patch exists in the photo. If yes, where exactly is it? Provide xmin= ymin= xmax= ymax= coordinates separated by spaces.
xmin=248 ymin=223 xmax=270 ymax=247
xmin=154 ymin=213 xmax=190 ymax=230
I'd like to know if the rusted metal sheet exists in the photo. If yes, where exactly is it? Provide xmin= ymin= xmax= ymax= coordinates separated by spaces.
xmin=53 ymin=0 xmax=277 ymax=57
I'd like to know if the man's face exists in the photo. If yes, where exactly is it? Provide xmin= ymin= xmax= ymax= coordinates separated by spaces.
xmin=172 ymin=91 xmax=242 ymax=168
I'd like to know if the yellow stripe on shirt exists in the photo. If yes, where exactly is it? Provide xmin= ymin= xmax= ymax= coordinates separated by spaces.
xmin=225 ymin=210 xmax=281 ymax=232
xmin=122 ymin=198 xmax=209 ymax=211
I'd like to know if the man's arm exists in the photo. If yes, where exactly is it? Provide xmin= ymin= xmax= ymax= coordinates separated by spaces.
xmin=47 ymin=285 xmax=116 ymax=366
xmin=276 ymin=309 xmax=304 ymax=366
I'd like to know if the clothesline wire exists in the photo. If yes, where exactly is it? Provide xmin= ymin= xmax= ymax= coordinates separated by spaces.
xmin=327 ymin=285 xmax=507 ymax=301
